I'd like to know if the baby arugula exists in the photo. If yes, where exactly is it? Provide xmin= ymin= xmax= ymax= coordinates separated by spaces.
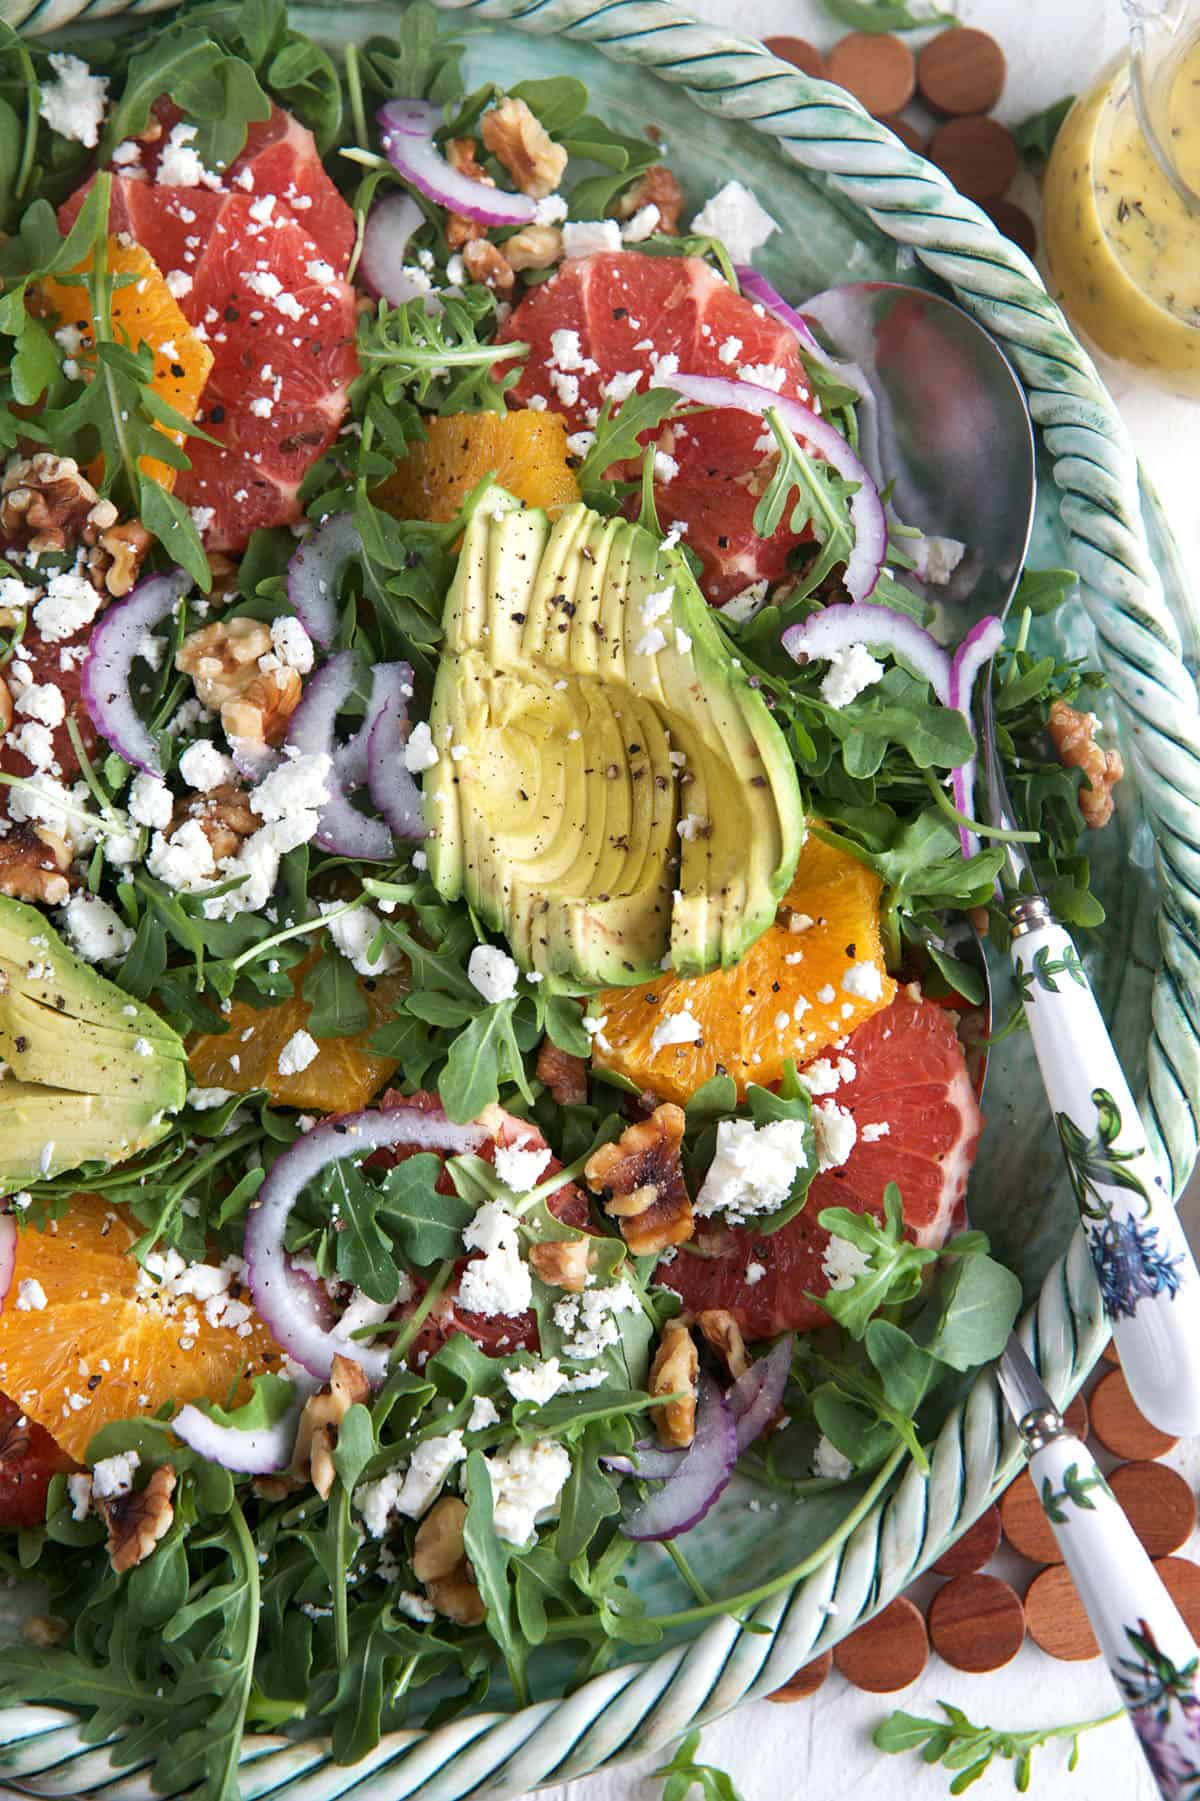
xmin=874 ymin=1699 xmax=1123 ymax=1793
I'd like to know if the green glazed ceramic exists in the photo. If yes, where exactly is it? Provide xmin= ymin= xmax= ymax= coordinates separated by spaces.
xmin=3 ymin=2 xmax=1200 ymax=1796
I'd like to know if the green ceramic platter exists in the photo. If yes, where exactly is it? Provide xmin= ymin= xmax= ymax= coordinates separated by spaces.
xmin=2 ymin=2 xmax=1200 ymax=1795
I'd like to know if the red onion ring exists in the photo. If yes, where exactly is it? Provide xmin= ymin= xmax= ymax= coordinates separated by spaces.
xmin=284 ymin=651 xmax=394 ymax=861
xmin=244 ymin=1102 xmax=489 ymax=1383
xmin=378 ymin=100 xmax=536 ymax=229
xmin=665 ymin=372 xmax=886 ymax=603
xmin=603 ymin=1441 xmax=685 ymax=1479
xmin=736 ymin=267 xmax=872 ymax=412
xmin=0 ymin=1215 xmax=15 ymax=1310
xmin=728 ymin=1334 xmax=793 ymax=1454
xmin=360 ymin=191 xmax=433 ymax=306
xmin=336 ymin=661 xmax=414 ymax=791
xmin=286 ymin=512 xmax=361 ymax=648
xmin=80 ymin=567 xmax=192 ymax=777
xmin=367 ymin=693 xmax=426 ymax=841
xmin=621 ymin=1374 xmax=737 ymax=1542
xmin=782 ymin=600 xmax=952 ymax=704
xmin=948 ymin=614 xmax=1005 ymax=857
xmin=171 ymin=1392 xmax=306 ymax=1474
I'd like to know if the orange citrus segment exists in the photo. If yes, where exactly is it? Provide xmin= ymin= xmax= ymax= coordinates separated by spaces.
xmin=187 ymin=946 xmax=408 ymax=1113
xmin=0 ymin=1194 xmax=280 ymax=1462
xmin=593 ymin=833 xmax=896 ymax=1104
xmin=374 ymin=409 xmax=581 ymax=523
xmin=39 ymin=238 xmax=214 ymax=491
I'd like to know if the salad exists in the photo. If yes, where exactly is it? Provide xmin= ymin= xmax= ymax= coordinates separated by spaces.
xmin=0 ymin=3 xmax=1126 ymax=1793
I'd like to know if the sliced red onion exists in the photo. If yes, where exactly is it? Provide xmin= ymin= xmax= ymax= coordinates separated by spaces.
xmin=228 ymin=737 xmax=279 ymax=782
xmin=367 ymin=694 xmax=426 ymax=841
xmin=0 ymin=1215 xmax=15 ymax=1309
xmin=171 ymin=1393 xmax=304 ymax=1474
xmin=948 ymin=615 xmax=1005 ymax=857
xmin=603 ymin=1441 xmax=685 ymax=1480
xmin=621 ymin=1374 xmax=737 ymax=1542
xmin=80 ymin=567 xmax=192 ymax=777
xmin=378 ymin=99 xmax=536 ymax=229
xmin=782 ymin=601 xmax=952 ymax=706
xmin=736 ymin=266 xmax=871 ymax=406
xmin=287 ymin=512 xmax=361 ymax=648
xmin=728 ymin=1335 xmax=793 ymax=1454
xmin=360 ymin=191 xmax=431 ymax=306
xmin=336 ymin=661 xmax=414 ymax=791
xmin=284 ymin=651 xmax=394 ymax=861
xmin=666 ymin=373 xmax=886 ymax=602
xmin=244 ymin=1102 xmax=489 ymax=1383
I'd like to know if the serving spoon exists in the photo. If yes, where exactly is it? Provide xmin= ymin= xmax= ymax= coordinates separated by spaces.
xmin=802 ymin=281 xmax=1200 ymax=1436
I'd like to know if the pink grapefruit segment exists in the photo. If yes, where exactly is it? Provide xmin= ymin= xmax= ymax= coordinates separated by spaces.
xmin=656 ymin=992 xmax=982 ymax=1340
xmin=499 ymin=250 xmax=816 ymax=604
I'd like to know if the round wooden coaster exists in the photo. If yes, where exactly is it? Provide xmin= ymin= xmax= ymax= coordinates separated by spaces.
xmin=999 ymin=1469 xmax=1063 ymax=1566
xmin=766 ymin=1651 xmax=833 ymax=1702
xmin=1102 ymin=1336 xmax=1120 ymax=1364
xmin=1108 ymin=1461 xmax=1197 ymax=1558
xmin=1025 ymin=1565 xmax=1100 ymax=1661
xmin=1090 ymin=1367 xmax=1178 ymax=1461
xmin=764 ymin=36 xmax=828 ymax=80
xmin=917 ymin=27 xmax=1006 ymax=116
xmin=928 ymin=115 xmax=1019 ymax=202
xmin=833 ymin=1595 xmax=929 ymax=1692
xmin=826 ymin=32 xmax=916 ymax=118
xmin=984 ymin=201 xmax=1037 ymax=260
xmin=932 ymin=1504 xmax=1002 ymax=1577
xmin=928 ymin=1573 xmax=1026 ymax=1673
xmin=877 ymin=114 xmax=928 ymax=155
xmin=1154 ymin=1558 xmax=1200 ymax=1639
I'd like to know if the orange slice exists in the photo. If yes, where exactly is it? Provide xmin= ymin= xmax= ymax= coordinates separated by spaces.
xmin=593 ymin=833 xmax=896 ymax=1104
xmin=187 ymin=945 xmax=408 ymax=1113
xmin=0 ymin=1194 xmax=280 ymax=1462
xmin=39 ymin=238 xmax=214 ymax=491
xmin=375 ymin=409 xmax=581 ymax=523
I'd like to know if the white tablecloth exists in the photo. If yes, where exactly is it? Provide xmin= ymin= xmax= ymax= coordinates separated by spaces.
xmin=532 ymin=4 xmax=1200 ymax=1795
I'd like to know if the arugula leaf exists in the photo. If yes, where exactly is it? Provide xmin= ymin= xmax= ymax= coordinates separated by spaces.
xmin=303 ymin=948 xmax=371 ymax=1038
xmin=508 ymin=75 xmax=589 ymax=138
xmin=1012 ymin=565 xmax=1078 ymax=616
xmin=653 ymin=1729 xmax=748 ymax=1801
xmin=439 ymin=996 xmax=535 ymax=1123
xmin=378 ymin=1153 xmax=474 ymax=1264
xmin=321 ymin=1161 xmax=404 ymax=1303
xmin=576 ymin=386 xmax=679 ymax=513
xmin=1013 ymin=96 xmax=1076 ymax=166
xmin=462 ymin=1449 xmax=529 ymax=1703
xmin=812 ymin=1184 xmax=939 ymax=1336
xmin=913 ymin=1247 xmax=1022 ymax=1371
xmin=875 ymin=1699 xmax=1122 ymax=1794
xmin=360 ymin=1 xmax=467 ymax=107
xmin=194 ymin=1371 xmax=298 ymax=1433
xmin=740 ymin=1077 xmax=817 ymax=1232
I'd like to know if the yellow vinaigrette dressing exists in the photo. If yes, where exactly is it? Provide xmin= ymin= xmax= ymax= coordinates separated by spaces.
xmin=1043 ymin=36 xmax=1200 ymax=391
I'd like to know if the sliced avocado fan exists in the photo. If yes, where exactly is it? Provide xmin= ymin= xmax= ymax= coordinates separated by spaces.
xmin=426 ymin=500 xmax=805 ymax=985
xmin=0 ymin=895 xmax=187 ymax=1194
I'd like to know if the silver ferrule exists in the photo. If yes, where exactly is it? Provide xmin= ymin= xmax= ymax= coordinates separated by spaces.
xmin=1009 ymin=894 xmax=1052 ymax=938
xmin=1018 ymin=1404 xmax=1068 ymax=1452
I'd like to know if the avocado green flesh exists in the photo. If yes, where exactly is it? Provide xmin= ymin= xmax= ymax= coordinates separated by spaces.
xmin=0 ymin=896 xmax=187 ymax=1195
xmin=427 ymin=500 xmax=805 ymax=985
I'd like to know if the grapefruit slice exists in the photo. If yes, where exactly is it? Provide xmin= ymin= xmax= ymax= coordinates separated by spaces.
xmin=499 ymin=250 xmax=815 ymax=604
xmin=0 ymin=1194 xmax=282 ymax=1461
xmin=656 ymin=992 xmax=982 ymax=1340
xmin=0 ymin=1393 xmax=77 ymax=1529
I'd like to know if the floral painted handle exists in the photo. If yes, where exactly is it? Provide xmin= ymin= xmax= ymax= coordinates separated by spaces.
xmin=1024 ymin=1418 xmax=1200 ymax=1799
xmin=1010 ymin=897 xmax=1200 ymax=1436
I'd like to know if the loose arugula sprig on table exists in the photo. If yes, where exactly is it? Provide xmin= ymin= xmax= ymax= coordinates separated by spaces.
xmin=875 ymin=1699 xmax=1124 ymax=1793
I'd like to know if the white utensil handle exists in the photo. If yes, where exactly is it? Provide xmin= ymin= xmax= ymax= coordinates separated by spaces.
xmin=1012 ymin=916 xmax=1200 ymax=1436
xmin=1029 ymin=1433 xmax=1200 ymax=1798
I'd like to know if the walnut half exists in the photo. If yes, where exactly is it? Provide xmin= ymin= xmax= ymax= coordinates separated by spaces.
xmin=648 ymin=1318 xmax=698 ymax=1448
xmin=480 ymin=97 xmax=567 ymax=199
xmin=696 ymin=1308 xmax=750 ymax=1380
xmin=177 ymin=619 xmax=301 ymax=747
xmin=1 ymin=454 xmax=100 ymax=554
xmin=528 ymin=1237 xmax=591 ymax=1292
xmin=584 ymin=1104 xmax=694 ymax=1257
xmin=1047 ymin=699 xmax=1125 ymax=829
xmin=99 ymin=1463 xmax=177 ymax=1573
xmin=293 ymin=1354 xmax=371 ymax=1500
xmin=0 ymin=822 xmax=73 ymax=906
xmin=412 ymin=1496 xmax=486 ymax=1625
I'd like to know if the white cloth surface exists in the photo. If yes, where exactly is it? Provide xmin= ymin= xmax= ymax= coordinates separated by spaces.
xmin=528 ymin=3 xmax=1200 ymax=1795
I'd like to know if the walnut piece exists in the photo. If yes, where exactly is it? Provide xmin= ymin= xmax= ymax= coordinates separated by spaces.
xmin=176 ymin=618 xmax=301 ymax=747
xmin=584 ymin=1103 xmax=694 ymax=1257
xmin=696 ymin=1308 xmax=750 ymax=1380
xmin=293 ymin=1354 xmax=371 ymax=1500
xmin=184 ymin=782 xmax=259 ymax=862
xmin=99 ymin=1462 xmax=177 ymax=1573
xmin=648 ymin=1318 xmax=698 ymax=1448
xmin=412 ymin=1496 xmax=486 ymax=1625
xmin=536 ymin=1036 xmax=588 ymax=1106
xmin=444 ymin=137 xmax=491 ymax=250
xmin=614 ymin=165 xmax=685 ymax=235
xmin=1047 ymin=699 xmax=1125 ymax=829
xmin=481 ymin=97 xmax=568 ymax=199
xmin=503 ymin=225 xmax=564 ymax=274
xmin=461 ymin=239 xmax=515 ymax=294
xmin=528 ymin=1237 xmax=591 ymax=1292
xmin=93 ymin=519 xmax=152 ymax=598
xmin=0 ymin=674 xmax=11 ymax=737
xmin=1 ymin=454 xmax=100 ymax=553
xmin=0 ymin=823 xmax=72 ymax=906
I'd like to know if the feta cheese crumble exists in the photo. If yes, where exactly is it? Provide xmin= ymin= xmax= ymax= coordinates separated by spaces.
xmin=503 ymin=1357 xmax=567 ymax=1406
xmin=812 ymin=1435 xmax=854 ymax=1481
xmin=16 ymin=1278 xmax=47 ymax=1312
xmin=812 ymin=1101 xmax=858 ymax=1172
xmin=694 ymin=1116 xmax=812 ymax=1225
xmin=819 ymin=643 xmax=885 ymax=709
xmin=404 ymin=721 xmax=440 ymax=773
xmin=821 ymin=1233 xmax=872 ymax=1292
xmin=60 ymin=892 xmax=134 ymax=964
xmin=467 ymin=944 xmax=520 ymax=1004
xmin=320 ymin=902 xmax=400 ymax=976
xmin=457 ymin=1200 xmax=532 ymax=1318
xmin=484 ymin=1437 xmax=572 ymax=1545
xmin=561 ymin=219 xmax=622 ymax=259
xmin=38 ymin=55 xmax=108 ymax=148
xmin=842 ymin=958 xmax=884 ymax=1002
xmin=912 ymin=534 xmax=967 ymax=586
xmin=690 ymin=180 xmax=778 ymax=265
xmin=492 ymin=1137 xmax=553 ymax=1195
xmin=277 ymin=1029 xmax=319 ymax=1076
xmin=650 ymin=1007 xmax=702 ymax=1054
xmin=552 ymin=1280 xmax=640 ymax=1361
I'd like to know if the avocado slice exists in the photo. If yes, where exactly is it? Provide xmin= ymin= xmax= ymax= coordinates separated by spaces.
xmin=426 ymin=501 xmax=804 ymax=984
xmin=0 ymin=896 xmax=187 ymax=1194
